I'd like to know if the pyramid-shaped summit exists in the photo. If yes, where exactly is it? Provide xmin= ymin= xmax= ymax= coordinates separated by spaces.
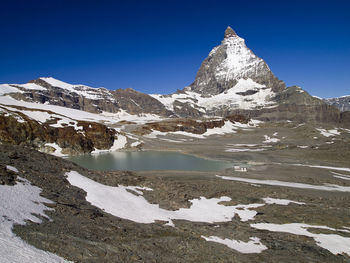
xmin=224 ymin=26 xmax=237 ymax=38
xmin=189 ymin=26 xmax=285 ymax=96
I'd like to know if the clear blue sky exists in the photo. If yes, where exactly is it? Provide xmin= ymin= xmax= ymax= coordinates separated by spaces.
xmin=1 ymin=0 xmax=349 ymax=98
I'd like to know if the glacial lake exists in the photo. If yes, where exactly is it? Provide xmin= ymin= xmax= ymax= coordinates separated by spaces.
xmin=66 ymin=151 xmax=234 ymax=171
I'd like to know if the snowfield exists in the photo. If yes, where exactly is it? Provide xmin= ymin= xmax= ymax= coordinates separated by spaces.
xmin=0 ymin=171 xmax=71 ymax=263
xmin=151 ymin=78 xmax=276 ymax=112
xmin=251 ymin=223 xmax=350 ymax=256
xmin=66 ymin=171 xmax=265 ymax=225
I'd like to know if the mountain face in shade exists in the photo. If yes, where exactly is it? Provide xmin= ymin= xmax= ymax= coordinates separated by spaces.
xmin=189 ymin=26 xmax=285 ymax=96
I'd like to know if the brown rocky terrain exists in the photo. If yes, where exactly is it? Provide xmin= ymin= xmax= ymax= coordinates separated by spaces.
xmin=1 ymin=142 xmax=350 ymax=262
xmin=0 ymin=106 xmax=117 ymax=155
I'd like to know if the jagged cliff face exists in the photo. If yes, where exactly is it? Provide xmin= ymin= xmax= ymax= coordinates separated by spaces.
xmin=189 ymin=27 xmax=285 ymax=96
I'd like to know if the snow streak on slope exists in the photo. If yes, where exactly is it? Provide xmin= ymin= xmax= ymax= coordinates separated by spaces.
xmin=217 ymin=175 xmax=350 ymax=192
xmin=0 ymin=172 xmax=71 ymax=262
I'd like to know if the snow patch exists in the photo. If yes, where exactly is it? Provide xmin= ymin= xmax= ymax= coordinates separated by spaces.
xmin=0 ymin=177 xmax=71 ymax=262
xmin=217 ymin=175 xmax=350 ymax=192
xmin=6 ymin=165 xmax=19 ymax=173
xmin=262 ymin=197 xmax=305 ymax=205
xmin=202 ymin=236 xmax=267 ymax=254
xmin=66 ymin=171 xmax=265 ymax=226
xmin=251 ymin=223 xmax=350 ymax=256
xmin=44 ymin=143 xmax=66 ymax=157
xmin=0 ymin=84 xmax=24 ymax=95
xmin=316 ymin=128 xmax=340 ymax=137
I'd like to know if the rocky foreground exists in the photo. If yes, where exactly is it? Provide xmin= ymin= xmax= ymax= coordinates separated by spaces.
xmin=1 ymin=135 xmax=350 ymax=262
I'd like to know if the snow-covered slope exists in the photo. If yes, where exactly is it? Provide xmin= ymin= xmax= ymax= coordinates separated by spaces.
xmin=151 ymin=78 xmax=276 ymax=113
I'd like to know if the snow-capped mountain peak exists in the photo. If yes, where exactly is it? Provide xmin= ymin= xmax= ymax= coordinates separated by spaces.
xmin=189 ymin=27 xmax=285 ymax=96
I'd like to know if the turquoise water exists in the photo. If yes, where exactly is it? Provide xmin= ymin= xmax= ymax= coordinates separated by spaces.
xmin=66 ymin=151 xmax=233 ymax=171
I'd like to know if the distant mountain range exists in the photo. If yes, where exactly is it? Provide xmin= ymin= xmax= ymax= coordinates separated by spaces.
xmin=324 ymin=95 xmax=350 ymax=112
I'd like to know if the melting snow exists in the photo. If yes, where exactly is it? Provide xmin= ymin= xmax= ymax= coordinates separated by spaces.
xmin=92 ymin=135 xmax=127 ymax=154
xmin=0 ymin=177 xmax=71 ymax=262
xmin=251 ymin=223 xmax=350 ymax=256
xmin=217 ymin=175 xmax=350 ymax=192
xmin=262 ymin=197 xmax=305 ymax=205
xmin=225 ymin=148 xmax=266 ymax=152
xmin=290 ymin=164 xmax=350 ymax=172
xmin=316 ymin=128 xmax=340 ymax=137
xmin=66 ymin=171 xmax=265 ymax=225
xmin=202 ymin=236 xmax=267 ymax=254
xmin=263 ymin=135 xmax=280 ymax=143
xmin=44 ymin=143 xmax=66 ymax=157
xmin=331 ymin=172 xmax=350 ymax=181
xmin=6 ymin=165 xmax=19 ymax=173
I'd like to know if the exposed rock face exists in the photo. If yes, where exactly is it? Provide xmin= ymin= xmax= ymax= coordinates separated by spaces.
xmin=324 ymin=95 xmax=350 ymax=112
xmin=189 ymin=26 xmax=285 ymax=96
xmin=112 ymin=88 xmax=173 ymax=116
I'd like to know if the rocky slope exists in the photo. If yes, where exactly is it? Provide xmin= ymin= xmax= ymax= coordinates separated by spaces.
xmin=324 ymin=95 xmax=350 ymax=112
xmin=0 ymin=105 xmax=119 ymax=155
xmin=2 ymin=77 xmax=172 ymax=117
